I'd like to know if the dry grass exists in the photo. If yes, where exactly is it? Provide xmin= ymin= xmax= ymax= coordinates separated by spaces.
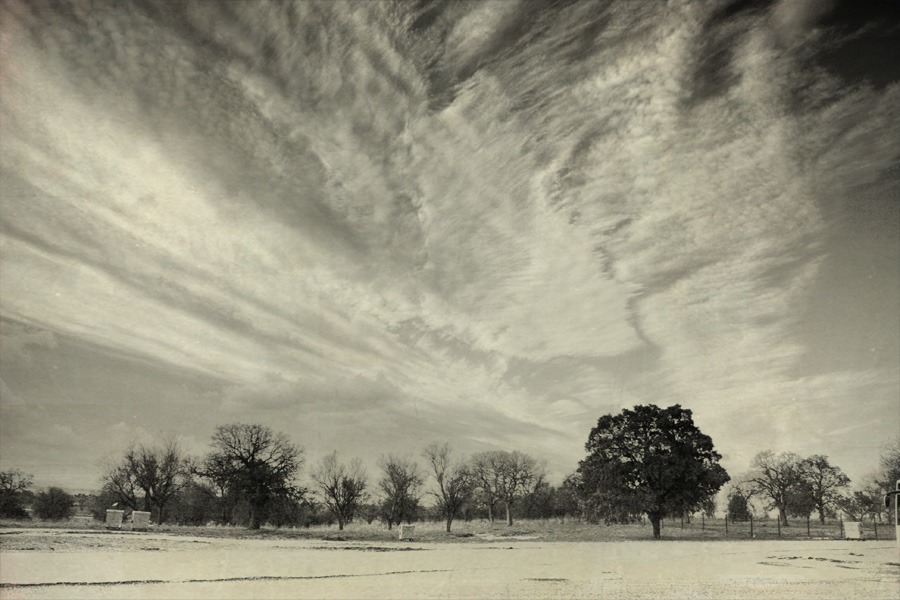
xmin=4 ymin=515 xmax=894 ymax=545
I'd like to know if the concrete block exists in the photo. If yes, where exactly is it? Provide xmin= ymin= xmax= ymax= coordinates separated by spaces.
xmin=844 ymin=522 xmax=864 ymax=540
xmin=105 ymin=509 xmax=124 ymax=530
xmin=132 ymin=511 xmax=151 ymax=531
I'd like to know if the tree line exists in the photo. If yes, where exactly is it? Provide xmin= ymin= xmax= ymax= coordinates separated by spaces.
xmin=726 ymin=441 xmax=900 ymax=527
xmin=2 ymin=406 xmax=898 ymax=539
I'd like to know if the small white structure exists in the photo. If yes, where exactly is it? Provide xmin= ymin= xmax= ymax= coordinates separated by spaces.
xmin=105 ymin=509 xmax=124 ymax=530
xmin=132 ymin=511 xmax=151 ymax=531
xmin=844 ymin=521 xmax=864 ymax=540
xmin=399 ymin=525 xmax=415 ymax=540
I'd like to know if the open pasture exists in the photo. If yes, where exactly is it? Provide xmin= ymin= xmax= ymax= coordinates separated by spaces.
xmin=2 ymin=522 xmax=897 ymax=599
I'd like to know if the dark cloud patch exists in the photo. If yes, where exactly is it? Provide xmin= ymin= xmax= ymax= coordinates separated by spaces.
xmin=813 ymin=0 xmax=900 ymax=89
xmin=683 ymin=19 xmax=745 ymax=109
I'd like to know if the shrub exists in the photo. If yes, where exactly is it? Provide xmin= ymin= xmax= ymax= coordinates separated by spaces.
xmin=727 ymin=493 xmax=752 ymax=522
xmin=0 ymin=469 xmax=33 ymax=519
xmin=34 ymin=487 xmax=75 ymax=520
xmin=0 ymin=492 xmax=30 ymax=519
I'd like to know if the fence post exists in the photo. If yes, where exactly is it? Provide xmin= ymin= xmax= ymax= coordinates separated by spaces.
xmin=702 ymin=514 xmax=705 ymax=531
xmin=839 ymin=514 xmax=844 ymax=539
xmin=807 ymin=516 xmax=810 ymax=538
xmin=750 ymin=514 xmax=754 ymax=539
xmin=777 ymin=516 xmax=781 ymax=538
xmin=725 ymin=513 xmax=728 ymax=536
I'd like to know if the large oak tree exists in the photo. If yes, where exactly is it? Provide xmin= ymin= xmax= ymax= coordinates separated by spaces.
xmin=199 ymin=423 xmax=303 ymax=529
xmin=577 ymin=404 xmax=729 ymax=539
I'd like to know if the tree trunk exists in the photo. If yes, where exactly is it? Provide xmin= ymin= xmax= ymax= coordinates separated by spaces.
xmin=649 ymin=514 xmax=662 ymax=539
xmin=818 ymin=508 xmax=826 ymax=524
xmin=338 ymin=518 xmax=344 ymax=531
xmin=487 ymin=505 xmax=494 ymax=524
xmin=249 ymin=497 xmax=265 ymax=529
xmin=778 ymin=505 xmax=789 ymax=526
xmin=506 ymin=501 xmax=513 ymax=526
xmin=445 ymin=517 xmax=452 ymax=533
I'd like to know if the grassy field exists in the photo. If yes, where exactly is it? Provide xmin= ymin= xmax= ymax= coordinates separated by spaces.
xmin=3 ymin=515 xmax=895 ymax=545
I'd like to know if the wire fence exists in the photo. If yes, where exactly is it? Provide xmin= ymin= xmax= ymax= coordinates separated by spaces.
xmin=669 ymin=514 xmax=897 ymax=541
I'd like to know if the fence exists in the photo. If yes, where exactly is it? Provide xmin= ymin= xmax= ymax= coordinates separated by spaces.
xmin=692 ymin=514 xmax=896 ymax=541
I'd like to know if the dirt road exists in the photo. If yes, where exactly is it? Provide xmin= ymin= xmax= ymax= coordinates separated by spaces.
xmin=2 ymin=530 xmax=898 ymax=599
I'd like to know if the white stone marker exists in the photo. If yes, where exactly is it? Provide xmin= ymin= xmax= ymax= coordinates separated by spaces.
xmin=844 ymin=521 xmax=864 ymax=540
xmin=105 ymin=509 xmax=124 ymax=530
xmin=132 ymin=511 xmax=151 ymax=531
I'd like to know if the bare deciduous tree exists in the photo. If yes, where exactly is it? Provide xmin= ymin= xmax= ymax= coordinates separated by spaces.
xmin=496 ymin=451 xmax=543 ymax=527
xmin=0 ymin=469 xmax=33 ymax=494
xmin=311 ymin=451 xmax=367 ymax=531
xmin=745 ymin=450 xmax=802 ymax=526
xmin=423 ymin=442 xmax=472 ymax=533
xmin=472 ymin=450 xmax=544 ymax=526
xmin=200 ymin=424 xmax=304 ymax=529
xmin=470 ymin=451 xmax=504 ymax=524
xmin=0 ymin=469 xmax=33 ymax=519
xmin=798 ymin=455 xmax=850 ymax=523
xmin=101 ymin=436 xmax=188 ymax=524
xmin=377 ymin=454 xmax=423 ymax=530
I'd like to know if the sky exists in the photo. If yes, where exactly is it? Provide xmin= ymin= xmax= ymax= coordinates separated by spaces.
xmin=1 ymin=0 xmax=898 ymax=494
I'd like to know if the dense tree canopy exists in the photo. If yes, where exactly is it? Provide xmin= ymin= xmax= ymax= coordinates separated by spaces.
xmin=577 ymin=404 xmax=730 ymax=538
xmin=877 ymin=436 xmax=900 ymax=491
xmin=727 ymin=492 xmax=752 ymax=522
xmin=33 ymin=487 xmax=74 ymax=520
